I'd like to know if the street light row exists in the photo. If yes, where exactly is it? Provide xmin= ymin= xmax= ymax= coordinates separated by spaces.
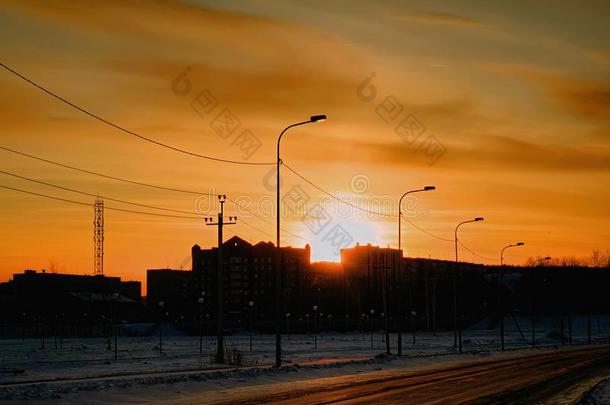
xmin=274 ymin=114 xmax=536 ymax=365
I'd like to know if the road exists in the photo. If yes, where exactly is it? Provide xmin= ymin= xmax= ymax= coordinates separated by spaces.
xmin=209 ymin=345 xmax=610 ymax=404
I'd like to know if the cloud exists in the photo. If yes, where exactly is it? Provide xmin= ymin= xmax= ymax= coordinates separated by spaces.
xmin=0 ymin=0 xmax=370 ymax=150
xmin=590 ymin=51 xmax=610 ymax=65
xmin=386 ymin=9 xmax=483 ymax=27
xmin=552 ymin=83 xmax=610 ymax=122
xmin=287 ymin=127 xmax=610 ymax=173
xmin=481 ymin=63 xmax=610 ymax=131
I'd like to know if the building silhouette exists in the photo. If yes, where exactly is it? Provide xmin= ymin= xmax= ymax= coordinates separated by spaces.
xmin=0 ymin=269 xmax=141 ymax=336
xmin=341 ymin=243 xmax=403 ymax=318
xmin=191 ymin=236 xmax=311 ymax=321
xmin=3 ymin=237 xmax=609 ymax=337
xmin=146 ymin=269 xmax=193 ymax=316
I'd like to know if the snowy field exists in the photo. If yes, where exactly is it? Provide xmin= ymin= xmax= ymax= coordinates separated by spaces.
xmin=1 ymin=315 xmax=610 ymax=402
xmin=580 ymin=377 xmax=610 ymax=405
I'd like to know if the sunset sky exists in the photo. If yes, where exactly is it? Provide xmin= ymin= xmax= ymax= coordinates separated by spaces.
xmin=1 ymin=0 xmax=609 ymax=290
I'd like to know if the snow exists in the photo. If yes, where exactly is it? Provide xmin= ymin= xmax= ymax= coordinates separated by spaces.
xmin=579 ymin=377 xmax=610 ymax=405
xmin=1 ymin=315 xmax=609 ymax=402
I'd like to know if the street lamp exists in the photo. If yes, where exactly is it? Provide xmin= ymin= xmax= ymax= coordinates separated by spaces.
xmin=248 ymin=301 xmax=255 ymax=352
xmin=530 ymin=257 xmax=549 ymax=348
xmin=453 ymin=217 xmax=484 ymax=353
xmin=158 ymin=301 xmax=164 ymax=354
xmin=198 ymin=293 xmax=205 ymax=355
xmin=410 ymin=310 xmax=417 ymax=345
xmin=499 ymin=242 xmax=524 ymax=351
xmin=454 ymin=218 xmax=484 ymax=262
xmin=534 ymin=256 xmax=551 ymax=267
xmin=313 ymin=305 xmax=319 ymax=349
xmin=501 ymin=242 xmax=525 ymax=266
xmin=399 ymin=186 xmax=436 ymax=255
xmin=286 ymin=312 xmax=291 ymax=336
xmin=397 ymin=185 xmax=435 ymax=356
xmin=112 ymin=292 xmax=120 ymax=360
xmin=369 ymin=309 xmax=375 ymax=351
xmin=275 ymin=115 xmax=326 ymax=368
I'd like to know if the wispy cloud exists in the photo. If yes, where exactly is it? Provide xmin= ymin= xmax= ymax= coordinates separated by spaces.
xmin=386 ymin=9 xmax=483 ymax=27
xmin=481 ymin=63 xmax=610 ymax=128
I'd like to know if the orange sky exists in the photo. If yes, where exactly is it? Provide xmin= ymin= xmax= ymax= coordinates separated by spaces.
xmin=1 ymin=0 xmax=609 ymax=291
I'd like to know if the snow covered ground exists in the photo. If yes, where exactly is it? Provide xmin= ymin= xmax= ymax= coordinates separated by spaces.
xmin=579 ymin=377 xmax=610 ymax=404
xmin=1 ymin=315 xmax=609 ymax=402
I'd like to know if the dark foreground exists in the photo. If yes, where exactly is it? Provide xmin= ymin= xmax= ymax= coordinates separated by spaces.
xmin=211 ymin=346 xmax=610 ymax=404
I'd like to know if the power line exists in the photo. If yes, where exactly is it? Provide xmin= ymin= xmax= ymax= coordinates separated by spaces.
xmin=0 ymin=62 xmax=274 ymax=166
xmin=0 ymin=184 xmax=203 ymax=219
xmin=0 ymin=169 xmax=205 ymax=216
xmin=2 ymin=182 xmax=497 ymax=260
xmin=1 ymin=145 xmax=308 ymax=241
xmin=0 ymin=64 xmax=509 ymax=258
xmin=236 ymin=216 xmax=295 ymax=245
xmin=283 ymin=162 xmax=396 ymax=218
xmin=0 ymin=145 xmax=209 ymax=196
xmin=458 ymin=241 xmax=497 ymax=262
xmin=0 ymin=179 xmax=287 ymax=245
xmin=401 ymin=214 xmax=454 ymax=242
xmin=226 ymin=195 xmax=272 ymax=225
xmin=235 ymin=217 xmax=271 ymax=239
xmin=283 ymin=161 xmax=459 ymax=244
xmin=0 ymin=167 xmax=294 ymax=242
xmin=2 ymin=145 xmax=452 ymax=246
xmin=226 ymin=195 xmax=307 ymax=242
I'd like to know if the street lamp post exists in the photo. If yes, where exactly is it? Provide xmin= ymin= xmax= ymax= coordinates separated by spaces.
xmin=275 ymin=115 xmax=326 ymax=368
xmin=285 ymin=313 xmax=291 ymax=336
xmin=112 ymin=292 xmax=120 ymax=360
xmin=397 ymin=186 xmax=435 ymax=356
xmin=248 ymin=301 xmax=254 ymax=352
xmin=499 ymin=242 xmax=525 ymax=351
xmin=198 ymin=293 xmax=205 ymax=355
xmin=158 ymin=301 xmax=164 ymax=354
xmin=534 ymin=256 xmax=551 ymax=267
xmin=369 ymin=309 xmax=375 ymax=351
xmin=500 ymin=242 xmax=524 ymax=267
xmin=454 ymin=217 xmax=484 ymax=353
xmin=531 ymin=257 xmax=549 ymax=347
xmin=313 ymin=305 xmax=319 ymax=349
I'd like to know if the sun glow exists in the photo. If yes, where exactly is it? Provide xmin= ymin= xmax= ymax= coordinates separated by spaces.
xmin=285 ymin=202 xmax=386 ymax=262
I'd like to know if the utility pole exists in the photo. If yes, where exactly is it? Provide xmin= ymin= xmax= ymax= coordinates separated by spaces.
xmin=205 ymin=195 xmax=236 ymax=364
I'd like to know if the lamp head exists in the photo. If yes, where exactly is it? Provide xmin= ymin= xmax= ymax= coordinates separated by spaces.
xmin=516 ymin=242 xmax=525 ymax=246
xmin=424 ymin=186 xmax=436 ymax=191
xmin=475 ymin=217 xmax=484 ymax=221
xmin=310 ymin=114 xmax=327 ymax=122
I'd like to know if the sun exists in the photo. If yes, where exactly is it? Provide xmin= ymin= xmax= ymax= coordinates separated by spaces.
xmin=285 ymin=204 xmax=385 ymax=262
